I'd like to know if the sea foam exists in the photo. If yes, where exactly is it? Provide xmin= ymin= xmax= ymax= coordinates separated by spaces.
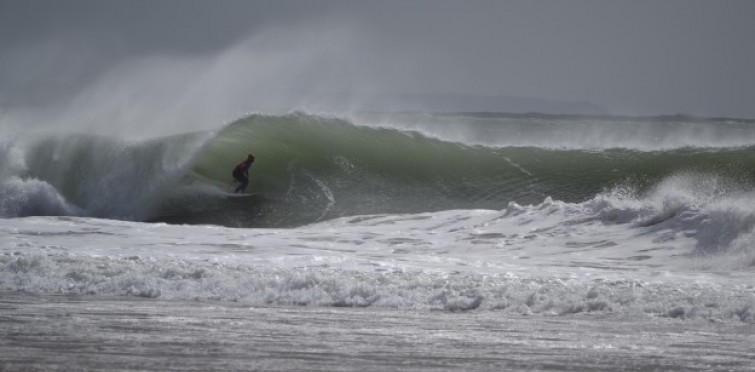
xmin=2 ymin=183 xmax=754 ymax=321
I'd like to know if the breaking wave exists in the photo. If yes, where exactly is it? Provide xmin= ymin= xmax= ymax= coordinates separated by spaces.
xmin=3 ymin=112 xmax=755 ymax=229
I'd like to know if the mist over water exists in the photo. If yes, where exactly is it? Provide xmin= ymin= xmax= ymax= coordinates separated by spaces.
xmin=4 ymin=5 xmax=755 ymax=371
xmin=0 ymin=18 xmax=367 ymax=137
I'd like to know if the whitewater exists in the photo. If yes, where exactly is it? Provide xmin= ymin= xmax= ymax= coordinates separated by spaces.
xmin=1 ymin=112 xmax=755 ymax=371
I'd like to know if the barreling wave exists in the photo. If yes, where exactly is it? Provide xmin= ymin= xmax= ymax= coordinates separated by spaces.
xmin=3 ymin=112 xmax=755 ymax=229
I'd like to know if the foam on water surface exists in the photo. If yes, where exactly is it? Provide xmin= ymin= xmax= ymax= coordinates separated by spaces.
xmin=2 ymin=194 xmax=753 ymax=321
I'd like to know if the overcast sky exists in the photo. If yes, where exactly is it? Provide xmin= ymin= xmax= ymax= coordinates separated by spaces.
xmin=2 ymin=0 xmax=755 ymax=119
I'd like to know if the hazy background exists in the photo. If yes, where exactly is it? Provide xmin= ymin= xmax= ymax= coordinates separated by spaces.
xmin=2 ymin=0 xmax=754 ymax=130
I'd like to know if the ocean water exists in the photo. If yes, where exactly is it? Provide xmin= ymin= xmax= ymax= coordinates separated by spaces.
xmin=1 ymin=112 xmax=755 ymax=370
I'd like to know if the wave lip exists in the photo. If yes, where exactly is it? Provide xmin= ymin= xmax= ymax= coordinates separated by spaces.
xmin=356 ymin=112 xmax=755 ymax=151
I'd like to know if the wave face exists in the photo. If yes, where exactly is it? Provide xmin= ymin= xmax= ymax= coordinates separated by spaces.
xmin=4 ymin=112 xmax=755 ymax=230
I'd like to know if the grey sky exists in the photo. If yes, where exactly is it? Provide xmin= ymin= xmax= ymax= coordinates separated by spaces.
xmin=2 ymin=0 xmax=755 ymax=118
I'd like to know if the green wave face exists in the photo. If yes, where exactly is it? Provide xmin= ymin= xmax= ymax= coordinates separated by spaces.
xmin=178 ymin=113 xmax=755 ymax=227
xmin=187 ymin=113 xmax=520 ymax=226
xmin=15 ymin=112 xmax=755 ymax=227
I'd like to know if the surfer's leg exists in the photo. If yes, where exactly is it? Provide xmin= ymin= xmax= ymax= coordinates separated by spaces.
xmin=236 ymin=175 xmax=249 ymax=193
xmin=233 ymin=175 xmax=241 ymax=193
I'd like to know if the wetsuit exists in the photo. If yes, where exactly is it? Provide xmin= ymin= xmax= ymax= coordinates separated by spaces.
xmin=232 ymin=159 xmax=253 ymax=193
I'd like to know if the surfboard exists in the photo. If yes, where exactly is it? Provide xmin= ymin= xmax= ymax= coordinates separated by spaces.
xmin=223 ymin=192 xmax=260 ymax=198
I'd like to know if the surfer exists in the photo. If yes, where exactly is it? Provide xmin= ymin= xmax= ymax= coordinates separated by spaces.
xmin=232 ymin=154 xmax=255 ymax=193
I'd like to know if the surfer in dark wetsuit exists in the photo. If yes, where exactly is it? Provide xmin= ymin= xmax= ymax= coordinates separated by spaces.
xmin=232 ymin=154 xmax=255 ymax=193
